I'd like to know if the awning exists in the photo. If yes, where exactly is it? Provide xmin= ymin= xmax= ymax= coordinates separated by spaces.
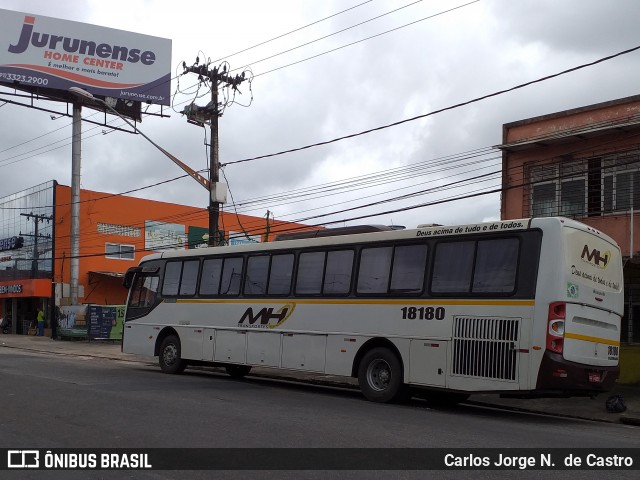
xmin=89 ymin=271 xmax=124 ymax=278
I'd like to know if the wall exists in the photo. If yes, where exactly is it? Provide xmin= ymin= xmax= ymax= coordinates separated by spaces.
xmin=619 ymin=346 xmax=640 ymax=384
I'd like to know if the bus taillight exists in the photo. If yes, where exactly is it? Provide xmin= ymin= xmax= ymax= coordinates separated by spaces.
xmin=546 ymin=302 xmax=566 ymax=354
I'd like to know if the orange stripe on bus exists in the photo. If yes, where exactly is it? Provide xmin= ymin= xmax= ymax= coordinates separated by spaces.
xmin=564 ymin=332 xmax=620 ymax=347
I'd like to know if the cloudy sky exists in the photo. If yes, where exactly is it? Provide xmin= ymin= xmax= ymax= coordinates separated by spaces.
xmin=1 ymin=0 xmax=640 ymax=233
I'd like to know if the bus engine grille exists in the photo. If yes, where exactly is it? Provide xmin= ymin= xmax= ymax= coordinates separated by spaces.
xmin=452 ymin=317 xmax=520 ymax=381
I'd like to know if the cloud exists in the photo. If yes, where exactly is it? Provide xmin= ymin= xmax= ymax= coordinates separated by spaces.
xmin=2 ymin=0 xmax=640 ymax=232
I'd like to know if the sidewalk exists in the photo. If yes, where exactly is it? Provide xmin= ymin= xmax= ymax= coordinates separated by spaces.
xmin=1 ymin=334 xmax=638 ymax=425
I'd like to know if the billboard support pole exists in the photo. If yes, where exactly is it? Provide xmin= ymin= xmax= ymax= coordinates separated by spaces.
xmin=70 ymin=102 xmax=81 ymax=306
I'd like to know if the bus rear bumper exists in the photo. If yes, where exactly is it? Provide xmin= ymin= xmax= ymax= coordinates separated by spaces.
xmin=533 ymin=351 xmax=618 ymax=396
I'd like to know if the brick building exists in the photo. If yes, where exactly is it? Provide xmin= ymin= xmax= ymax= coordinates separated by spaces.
xmin=499 ymin=94 xmax=640 ymax=343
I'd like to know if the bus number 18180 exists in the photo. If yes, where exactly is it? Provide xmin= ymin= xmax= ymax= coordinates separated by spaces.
xmin=400 ymin=306 xmax=445 ymax=321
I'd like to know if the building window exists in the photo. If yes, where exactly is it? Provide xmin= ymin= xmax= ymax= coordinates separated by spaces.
xmin=532 ymin=183 xmax=556 ymax=217
xmin=603 ymin=153 xmax=640 ymax=212
xmin=97 ymin=223 xmax=141 ymax=238
xmin=528 ymin=151 xmax=640 ymax=218
xmin=105 ymin=243 xmax=135 ymax=260
xmin=560 ymin=179 xmax=585 ymax=216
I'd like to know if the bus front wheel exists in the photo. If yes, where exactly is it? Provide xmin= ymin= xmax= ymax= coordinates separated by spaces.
xmin=225 ymin=365 xmax=252 ymax=378
xmin=159 ymin=335 xmax=187 ymax=374
xmin=358 ymin=347 xmax=407 ymax=403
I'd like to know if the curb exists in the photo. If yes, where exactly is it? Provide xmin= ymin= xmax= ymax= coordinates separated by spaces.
xmin=464 ymin=399 xmax=624 ymax=425
xmin=620 ymin=416 xmax=640 ymax=426
xmin=0 ymin=343 xmax=155 ymax=365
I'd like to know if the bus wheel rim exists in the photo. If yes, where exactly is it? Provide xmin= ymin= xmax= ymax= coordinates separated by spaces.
xmin=163 ymin=344 xmax=177 ymax=365
xmin=366 ymin=359 xmax=391 ymax=391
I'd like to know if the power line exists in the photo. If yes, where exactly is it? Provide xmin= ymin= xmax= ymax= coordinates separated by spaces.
xmin=211 ymin=0 xmax=376 ymax=63
xmin=249 ymin=0 xmax=478 ymax=78
xmin=11 ymin=142 xmax=640 ymax=261
xmin=230 ymin=0 xmax=430 ymax=73
xmin=0 ymin=1 xmax=469 ymax=168
xmin=2 ymin=43 xmax=640 ymax=238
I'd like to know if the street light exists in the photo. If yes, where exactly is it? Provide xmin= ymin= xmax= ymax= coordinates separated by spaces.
xmin=68 ymin=87 xmax=211 ymax=191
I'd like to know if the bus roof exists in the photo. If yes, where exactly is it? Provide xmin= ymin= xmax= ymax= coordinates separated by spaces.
xmin=136 ymin=217 xmax=617 ymax=264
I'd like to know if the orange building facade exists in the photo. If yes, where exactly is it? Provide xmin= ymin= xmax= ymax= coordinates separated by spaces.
xmin=500 ymin=94 xmax=640 ymax=343
xmin=0 ymin=181 xmax=312 ymax=336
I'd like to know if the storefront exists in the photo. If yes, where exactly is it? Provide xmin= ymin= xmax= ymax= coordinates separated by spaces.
xmin=0 ymin=181 xmax=55 ymax=335
xmin=0 ymin=279 xmax=52 ymax=335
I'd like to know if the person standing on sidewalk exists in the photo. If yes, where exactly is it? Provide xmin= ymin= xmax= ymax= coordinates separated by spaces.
xmin=37 ymin=307 xmax=45 ymax=337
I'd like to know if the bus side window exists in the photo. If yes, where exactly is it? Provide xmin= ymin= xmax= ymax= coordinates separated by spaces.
xmin=179 ymin=260 xmax=200 ymax=296
xmin=200 ymin=258 xmax=223 ymax=295
xmin=221 ymin=257 xmax=243 ymax=295
xmin=472 ymin=238 xmax=519 ymax=293
xmin=390 ymin=244 xmax=428 ymax=293
xmin=431 ymin=241 xmax=475 ymax=293
xmin=268 ymin=254 xmax=294 ymax=295
xmin=163 ymin=261 xmax=182 ymax=296
xmin=357 ymin=247 xmax=393 ymax=294
xmin=296 ymin=252 xmax=325 ymax=295
xmin=324 ymin=250 xmax=353 ymax=294
xmin=245 ymin=256 xmax=270 ymax=295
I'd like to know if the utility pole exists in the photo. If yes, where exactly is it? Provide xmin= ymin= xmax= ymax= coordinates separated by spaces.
xmin=210 ymin=85 xmax=221 ymax=247
xmin=264 ymin=210 xmax=272 ymax=242
xmin=20 ymin=211 xmax=54 ymax=337
xmin=182 ymin=61 xmax=248 ymax=246
xmin=20 ymin=212 xmax=53 ymax=277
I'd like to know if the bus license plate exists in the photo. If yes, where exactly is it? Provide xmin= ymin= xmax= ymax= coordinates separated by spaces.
xmin=588 ymin=372 xmax=602 ymax=383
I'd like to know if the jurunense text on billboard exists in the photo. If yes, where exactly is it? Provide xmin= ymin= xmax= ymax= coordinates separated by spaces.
xmin=0 ymin=8 xmax=171 ymax=105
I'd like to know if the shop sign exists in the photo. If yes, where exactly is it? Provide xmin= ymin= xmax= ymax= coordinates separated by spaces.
xmin=0 ymin=236 xmax=23 ymax=252
xmin=0 ymin=284 xmax=23 ymax=294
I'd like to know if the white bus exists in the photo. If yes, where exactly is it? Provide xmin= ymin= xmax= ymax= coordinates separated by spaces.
xmin=122 ymin=217 xmax=623 ymax=404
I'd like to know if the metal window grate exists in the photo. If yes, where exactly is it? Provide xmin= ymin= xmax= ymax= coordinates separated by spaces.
xmin=452 ymin=317 xmax=520 ymax=381
xmin=524 ymin=150 xmax=640 ymax=219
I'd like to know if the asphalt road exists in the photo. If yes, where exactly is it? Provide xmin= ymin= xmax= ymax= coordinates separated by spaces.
xmin=0 ymin=348 xmax=638 ymax=479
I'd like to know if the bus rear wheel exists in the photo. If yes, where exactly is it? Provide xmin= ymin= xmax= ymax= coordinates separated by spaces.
xmin=225 ymin=365 xmax=252 ymax=378
xmin=358 ymin=347 xmax=408 ymax=403
xmin=159 ymin=335 xmax=187 ymax=374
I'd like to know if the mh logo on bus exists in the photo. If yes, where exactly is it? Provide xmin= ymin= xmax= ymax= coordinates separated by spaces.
xmin=238 ymin=303 xmax=296 ymax=329
xmin=581 ymin=244 xmax=610 ymax=269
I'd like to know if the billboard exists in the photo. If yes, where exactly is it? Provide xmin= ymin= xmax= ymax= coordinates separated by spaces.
xmin=145 ymin=221 xmax=186 ymax=251
xmin=0 ymin=8 xmax=171 ymax=105
xmin=187 ymin=226 xmax=209 ymax=249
